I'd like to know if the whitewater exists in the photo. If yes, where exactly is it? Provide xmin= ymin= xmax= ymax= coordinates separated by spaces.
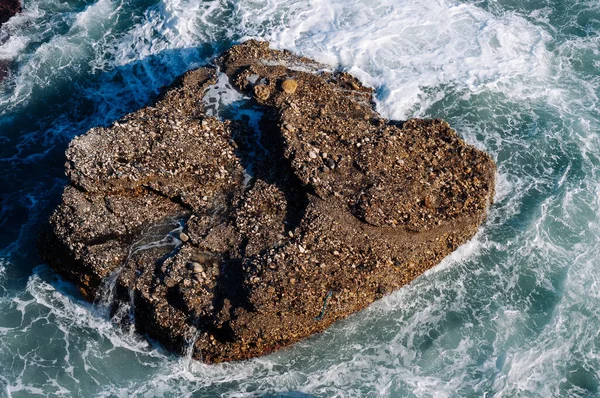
xmin=1 ymin=0 xmax=599 ymax=396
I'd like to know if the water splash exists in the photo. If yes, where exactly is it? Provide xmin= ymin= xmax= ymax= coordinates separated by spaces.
xmin=95 ymin=217 xmax=185 ymax=319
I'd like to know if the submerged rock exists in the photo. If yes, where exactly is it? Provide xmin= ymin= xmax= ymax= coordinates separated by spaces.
xmin=39 ymin=40 xmax=496 ymax=363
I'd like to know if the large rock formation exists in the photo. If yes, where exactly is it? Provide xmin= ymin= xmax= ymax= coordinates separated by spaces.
xmin=39 ymin=41 xmax=496 ymax=363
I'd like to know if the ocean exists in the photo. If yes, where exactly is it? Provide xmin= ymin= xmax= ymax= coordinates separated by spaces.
xmin=1 ymin=0 xmax=599 ymax=396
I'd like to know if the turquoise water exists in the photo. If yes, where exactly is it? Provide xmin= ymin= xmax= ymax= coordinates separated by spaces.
xmin=1 ymin=0 xmax=600 ymax=396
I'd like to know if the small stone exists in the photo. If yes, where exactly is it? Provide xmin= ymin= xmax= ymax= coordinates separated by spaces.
xmin=325 ymin=158 xmax=336 ymax=169
xmin=254 ymin=84 xmax=270 ymax=101
xmin=424 ymin=196 xmax=434 ymax=209
xmin=298 ymin=245 xmax=306 ymax=253
xmin=309 ymin=151 xmax=317 ymax=159
xmin=290 ymin=278 xmax=296 ymax=284
xmin=281 ymin=79 xmax=298 ymax=94
xmin=179 ymin=232 xmax=189 ymax=242
xmin=333 ymin=250 xmax=340 ymax=256
xmin=188 ymin=262 xmax=204 ymax=273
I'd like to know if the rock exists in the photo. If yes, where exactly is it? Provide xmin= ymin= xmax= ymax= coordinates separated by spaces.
xmin=188 ymin=262 xmax=204 ymax=273
xmin=325 ymin=158 xmax=336 ymax=169
xmin=0 ymin=62 xmax=9 ymax=81
xmin=281 ymin=79 xmax=298 ymax=94
xmin=253 ymin=84 xmax=270 ymax=101
xmin=179 ymin=232 xmax=189 ymax=242
xmin=0 ymin=0 xmax=20 ymax=26
xmin=0 ymin=0 xmax=21 ymax=82
xmin=38 ymin=40 xmax=496 ymax=364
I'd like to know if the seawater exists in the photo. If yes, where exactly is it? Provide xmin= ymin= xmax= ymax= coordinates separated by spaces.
xmin=1 ymin=0 xmax=599 ymax=396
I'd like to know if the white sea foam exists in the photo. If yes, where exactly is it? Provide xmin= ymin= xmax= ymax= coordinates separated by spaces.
xmin=203 ymin=71 xmax=246 ymax=117
xmin=233 ymin=0 xmax=556 ymax=120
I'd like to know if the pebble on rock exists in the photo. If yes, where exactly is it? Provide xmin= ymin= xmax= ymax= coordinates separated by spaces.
xmin=281 ymin=79 xmax=298 ymax=94
xmin=188 ymin=262 xmax=204 ymax=273
xmin=254 ymin=84 xmax=270 ymax=101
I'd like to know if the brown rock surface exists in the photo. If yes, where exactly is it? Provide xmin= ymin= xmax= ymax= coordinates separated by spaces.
xmin=39 ymin=40 xmax=496 ymax=363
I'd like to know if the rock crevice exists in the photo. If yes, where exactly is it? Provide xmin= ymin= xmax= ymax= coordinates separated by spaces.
xmin=39 ymin=41 xmax=496 ymax=363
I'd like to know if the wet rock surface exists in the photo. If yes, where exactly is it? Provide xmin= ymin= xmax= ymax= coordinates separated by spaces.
xmin=0 ymin=0 xmax=21 ymax=80
xmin=39 ymin=40 xmax=496 ymax=363
xmin=0 ymin=0 xmax=20 ymax=25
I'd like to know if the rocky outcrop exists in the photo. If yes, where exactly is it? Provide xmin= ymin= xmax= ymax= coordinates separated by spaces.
xmin=0 ymin=0 xmax=21 ymax=80
xmin=39 ymin=41 xmax=496 ymax=363
xmin=0 ymin=0 xmax=20 ymax=25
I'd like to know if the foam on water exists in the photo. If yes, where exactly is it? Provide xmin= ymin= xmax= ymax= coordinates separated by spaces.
xmin=1 ymin=0 xmax=600 ymax=395
xmin=234 ymin=0 xmax=557 ymax=119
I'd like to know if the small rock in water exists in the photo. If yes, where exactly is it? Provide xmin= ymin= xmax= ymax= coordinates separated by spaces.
xmin=281 ymin=79 xmax=298 ymax=94
xmin=0 ymin=0 xmax=21 ymax=26
xmin=179 ymin=232 xmax=189 ymax=242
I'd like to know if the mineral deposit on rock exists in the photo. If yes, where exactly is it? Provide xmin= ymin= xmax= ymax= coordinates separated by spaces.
xmin=39 ymin=40 xmax=496 ymax=363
